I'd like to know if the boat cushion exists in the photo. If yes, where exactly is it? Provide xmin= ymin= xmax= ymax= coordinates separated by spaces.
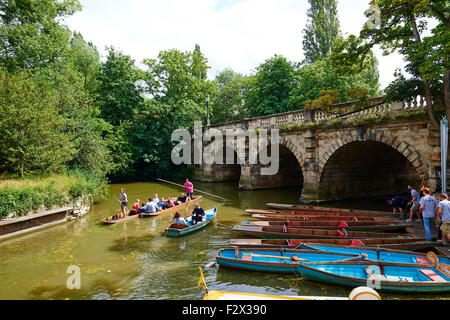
xmin=416 ymin=256 xmax=431 ymax=265
xmin=350 ymin=240 xmax=364 ymax=246
xmin=338 ymin=221 xmax=348 ymax=228
xmin=241 ymin=253 xmax=253 ymax=261
xmin=419 ymin=269 xmax=447 ymax=282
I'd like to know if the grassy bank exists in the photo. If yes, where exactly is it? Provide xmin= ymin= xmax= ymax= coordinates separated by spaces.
xmin=0 ymin=171 xmax=108 ymax=219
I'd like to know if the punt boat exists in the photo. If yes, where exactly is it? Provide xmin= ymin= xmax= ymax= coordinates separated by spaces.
xmin=165 ymin=208 xmax=217 ymax=237
xmin=229 ymin=238 xmax=430 ymax=251
xmin=232 ymin=225 xmax=413 ymax=240
xmin=100 ymin=196 xmax=202 ymax=224
xmin=247 ymin=209 xmax=393 ymax=218
xmin=266 ymin=203 xmax=392 ymax=216
xmin=241 ymin=220 xmax=412 ymax=232
xmin=298 ymin=262 xmax=450 ymax=293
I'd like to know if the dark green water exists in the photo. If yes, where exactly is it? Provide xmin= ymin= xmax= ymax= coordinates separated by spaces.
xmin=0 ymin=181 xmax=448 ymax=300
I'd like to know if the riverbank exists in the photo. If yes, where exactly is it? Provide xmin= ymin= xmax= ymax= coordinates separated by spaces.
xmin=0 ymin=172 xmax=108 ymax=239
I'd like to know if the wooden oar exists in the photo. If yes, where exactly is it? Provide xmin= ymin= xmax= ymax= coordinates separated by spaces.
xmin=246 ymin=253 xmax=309 ymax=262
xmin=158 ymin=179 xmax=228 ymax=201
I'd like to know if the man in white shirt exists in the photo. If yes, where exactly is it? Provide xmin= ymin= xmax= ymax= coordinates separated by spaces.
xmin=152 ymin=194 xmax=160 ymax=204
xmin=419 ymin=188 xmax=437 ymax=242
xmin=145 ymin=199 xmax=160 ymax=213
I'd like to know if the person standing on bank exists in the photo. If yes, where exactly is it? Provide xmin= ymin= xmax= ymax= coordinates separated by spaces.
xmin=407 ymin=185 xmax=422 ymax=223
xmin=419 ymin=188 xmax=438 ymax=242
xmin=183 ymin=179 xmax=194 ymax=200
xmin=437 ymin=194 xmax=450 ymax=245
xmin=119 ymin=189 xmax=128 ymax=218
xmin=388 ymin=195 xmax=407 ymax=218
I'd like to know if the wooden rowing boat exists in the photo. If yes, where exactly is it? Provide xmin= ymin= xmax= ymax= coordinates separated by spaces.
xmin=216 ymin=247 xmax=448 ymax=276
xmin=298 ymin=263 xmax=450 ymax=293
xmin=165 ymin=208 xmax=217 ymax=237
xmin=247 ymin=209 xmax=393 ymax=218
xmin=266 ymin=203 xmax=392 ymax=215
xmin=229 ymin=238 xmax=430 ymax=251
xmin=100 ymin=196 xmax=202 ymax=224
xmin=216 ymin=248 xmax=363 ymax=274
xmin=141 ymin=196 xmax=202 ymax=217
xmin=250 ymin=213 xmax=398 ymax=223
xmin=241 ymin=220 xmax=413 ymax=232
xmin=232 ymin=225 xmax=413 ymax=240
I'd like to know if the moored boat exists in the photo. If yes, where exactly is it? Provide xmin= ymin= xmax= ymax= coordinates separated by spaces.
xmin=298 ymin=262 xmax=450 ymax=293
xmin=229 ymin=238 xmax=430 ymax=251
xmin=247 ymin=209 xmax=393 ymax=218
xmin=216 ymin=247 xmax=446 ymax=274
xmin=216 ymin=248 xmax=363 ymax=274
xmin=232 ymin=225 xmax=413 ymax=240
xmin=241 ymin=220 xmax=413 ymax=232
xmin=165 ymin=208 xmax=217 ymax=237
xmin=250 ymin=213 xmax=397 ymax=223
xmin=204 ymin=287 xmax=382 ymax=300
xmin=266 ymin=203 xmax=391 ymax=216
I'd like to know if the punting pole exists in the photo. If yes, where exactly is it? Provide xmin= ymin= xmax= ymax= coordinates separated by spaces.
xmin=157 ymin=179 xmax=228 ymax=202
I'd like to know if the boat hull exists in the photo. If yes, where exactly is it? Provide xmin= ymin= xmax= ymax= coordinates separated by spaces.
xmin=299 ymin=264 xmax=450 ymax=293
xmin=165 ymin=208 xmax=216 ymax=237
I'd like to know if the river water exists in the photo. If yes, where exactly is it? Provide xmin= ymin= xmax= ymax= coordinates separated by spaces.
xmin=0 ymin=181 xmax=448 ymax=300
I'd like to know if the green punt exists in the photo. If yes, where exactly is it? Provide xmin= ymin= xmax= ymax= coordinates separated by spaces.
xmin=165 ymin=208 xmax=217 ymax=237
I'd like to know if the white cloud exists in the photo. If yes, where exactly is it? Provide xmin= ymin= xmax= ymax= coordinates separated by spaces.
xmin=66 ymin=0 xmax=405 ymax=89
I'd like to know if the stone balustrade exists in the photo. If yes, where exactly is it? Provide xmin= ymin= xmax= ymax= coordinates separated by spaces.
xmin=207 ymin=95 xmax=428 ymax=131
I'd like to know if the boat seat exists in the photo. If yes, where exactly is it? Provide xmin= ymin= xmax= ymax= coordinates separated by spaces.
xmin=419 ymin=269 xmax=447 ymax=282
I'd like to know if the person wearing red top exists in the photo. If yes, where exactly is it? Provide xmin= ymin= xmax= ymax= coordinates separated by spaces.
xmin=183 ymin=178 xmax=194 ymax=200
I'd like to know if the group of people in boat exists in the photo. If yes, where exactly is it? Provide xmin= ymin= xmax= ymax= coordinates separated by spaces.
xmin=130 ymin=193 xmax=191 ymax=215
xmin=388 ymin=184 xmax=450 ymax=245
xmin=115 ymin=179 xmax=195 ymax=219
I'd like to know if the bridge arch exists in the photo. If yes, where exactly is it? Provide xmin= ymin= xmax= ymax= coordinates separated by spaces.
xmin=318 ymin=130 xmax=425 ymax=200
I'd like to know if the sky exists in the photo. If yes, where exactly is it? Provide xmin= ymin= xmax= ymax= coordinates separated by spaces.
xmin=66 ymin=0 xmax=406 ymax=90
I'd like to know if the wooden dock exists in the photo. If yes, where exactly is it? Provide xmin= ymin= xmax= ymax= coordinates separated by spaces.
xmin=0 ymin=207 xmax=73 ymax=241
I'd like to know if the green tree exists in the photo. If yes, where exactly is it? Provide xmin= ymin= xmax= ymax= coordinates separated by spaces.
xmin=244 ymin=55 xmax=295 ymax=117
xmin=331 ymin=0 xmax=450 ymax=128
xmin=0 ymin=69 xmax=76 ymax=177
xmin=69 ymin=32 xmax=101 ymax=92
xmin=0 ymin=0 xmax=81 ymax=72
xmin=97 ymin=47 xmax=144 ymax=126
xmin=211 ymin=68 xmax=247 ymax=124
xmin=290 ymin=55 xmax=380 ymax=110
xmin=302 ymin=0 xmax=341 ymax=64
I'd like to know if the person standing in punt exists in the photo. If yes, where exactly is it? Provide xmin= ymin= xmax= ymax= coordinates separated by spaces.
xmin=419 ymin=188 xmax=438 ymax=242
xmin=183 ymin=179 xmax=194 ymax=200
xmin=437 ymin=193 xmax=450 ymax=245
xmin=119 ymin=189 xmax=128 ymax=218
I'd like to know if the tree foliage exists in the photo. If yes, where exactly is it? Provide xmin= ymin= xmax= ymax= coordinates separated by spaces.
xmin=331 ymin=0 xmax=450 ymax=128
xmin=302 ymin=0 xmax=341 ymax=64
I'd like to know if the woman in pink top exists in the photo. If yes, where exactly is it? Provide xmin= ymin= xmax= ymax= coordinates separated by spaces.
xmin=183 ymin=179 xmax=194 ymax=200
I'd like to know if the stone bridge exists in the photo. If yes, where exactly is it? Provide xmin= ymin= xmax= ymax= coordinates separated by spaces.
xmin=192 ymin=96 xmax=445 ymax=202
